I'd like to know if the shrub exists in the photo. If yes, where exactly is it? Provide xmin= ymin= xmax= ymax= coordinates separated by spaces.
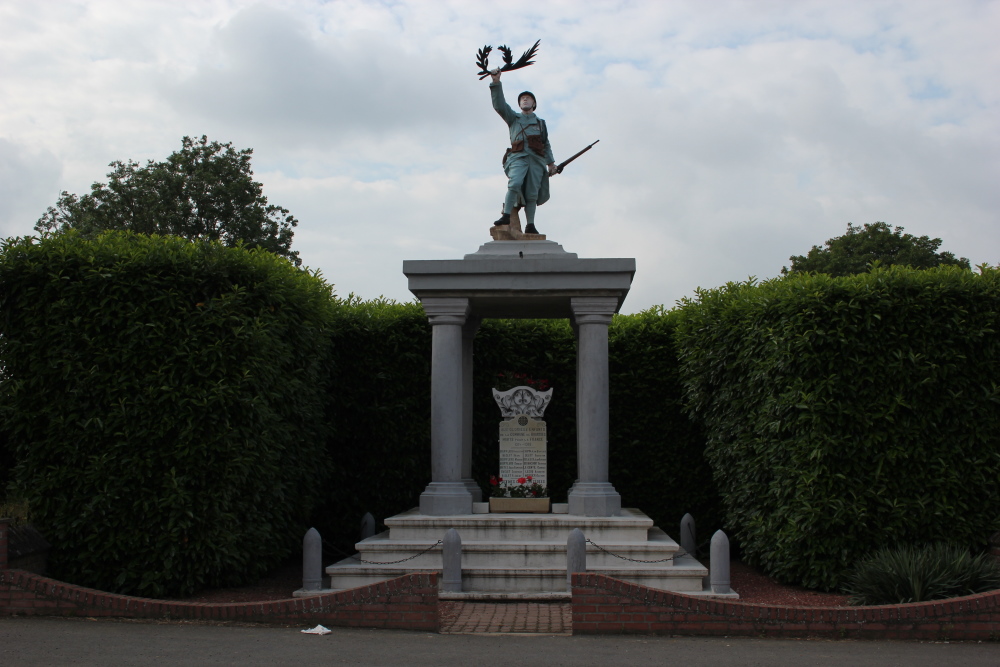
xmin=0 ymin=231 xmax=335 ymax=597
xmin=844 ymin=543 xmax=1000 ymax=605
xmin=675 ymin=265 xmax=1000 ymax=590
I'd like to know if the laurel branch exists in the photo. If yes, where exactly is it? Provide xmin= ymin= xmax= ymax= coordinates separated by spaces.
xmin=475 ymin=40 xmax=540 ymax=79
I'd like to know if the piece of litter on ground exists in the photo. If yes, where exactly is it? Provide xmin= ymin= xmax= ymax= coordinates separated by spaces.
xmin=301 ymin=624 xmax=331 ymax=635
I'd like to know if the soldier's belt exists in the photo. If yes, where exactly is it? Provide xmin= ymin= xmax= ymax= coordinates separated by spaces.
xmin=502 ymin=138 xmax=545 ymax=166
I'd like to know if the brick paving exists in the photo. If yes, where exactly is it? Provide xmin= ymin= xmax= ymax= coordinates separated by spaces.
xmin=439 ymin=601 xmax=572 ymax=635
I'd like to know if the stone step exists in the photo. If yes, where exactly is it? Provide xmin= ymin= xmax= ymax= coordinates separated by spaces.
xmin=383 ymin=507 xmax=656 ymax=542
xmin=348 ymin=528 xmax=683 ymax=570
xmin=324 ymin=506 xmax=714 ymax=595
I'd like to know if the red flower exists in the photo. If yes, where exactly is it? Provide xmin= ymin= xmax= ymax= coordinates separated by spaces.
xmin=489 ymin=475 xmax=499 ymax=486
xmin=517 ymin=477 xmax=527 ymax=484
xmin=526 ymin=476 xmax=533 ymax=481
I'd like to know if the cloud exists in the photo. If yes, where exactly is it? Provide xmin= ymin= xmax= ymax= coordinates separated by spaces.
xmin=0 ymin=139 xmax=61 ymax=236
xmin=162 ymin=4 xmax=479 ymax=154
xmin=1 ymin=0 xmax=997 ymax=310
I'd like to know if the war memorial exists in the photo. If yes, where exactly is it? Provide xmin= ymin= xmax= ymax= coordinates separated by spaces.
xmin=322 ymin=42 xmax=732 ymax=599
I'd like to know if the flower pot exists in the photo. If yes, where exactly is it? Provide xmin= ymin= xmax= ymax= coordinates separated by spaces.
xmin=489 ymin=497 xmax=551 ymax=513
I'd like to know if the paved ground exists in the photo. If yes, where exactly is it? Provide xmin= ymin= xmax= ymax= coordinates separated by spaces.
xmin=439 ymin=601 xmax=572 ymax=634
xmin=2 ymin=617 xmax=999 ymax=666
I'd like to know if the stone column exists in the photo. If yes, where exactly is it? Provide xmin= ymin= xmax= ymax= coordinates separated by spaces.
xmin=461 ymin=317 xmax=483 ymax=502
xmin=567 ymin=321 xmax=581 ymax=497
xmin=567 ymin=297 xmax=621 ymax=517
xmin=419 ymin=297 xmax=474 ymax=516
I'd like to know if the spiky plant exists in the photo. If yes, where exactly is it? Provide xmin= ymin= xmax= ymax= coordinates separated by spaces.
xmin=844 ymin=543 xmax=1000 ymax=605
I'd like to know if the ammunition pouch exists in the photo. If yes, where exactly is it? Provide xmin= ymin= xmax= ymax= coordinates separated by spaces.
xmin=527 ymin=134 xmax=545 ymax=156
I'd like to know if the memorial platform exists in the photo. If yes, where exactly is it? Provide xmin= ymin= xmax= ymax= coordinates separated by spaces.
xmin=324 ymin=508 xmax=732 ymax=598
xmin=356 ymin=239 xmax=739 ymax=599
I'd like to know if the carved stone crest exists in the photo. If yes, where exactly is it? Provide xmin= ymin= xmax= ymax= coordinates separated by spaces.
xmin=492 ymin=385 xmax=553 ymax=418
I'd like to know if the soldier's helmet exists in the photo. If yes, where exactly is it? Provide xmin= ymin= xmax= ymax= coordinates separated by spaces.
xmin=518 ymin=91 xmax=537 ymax=111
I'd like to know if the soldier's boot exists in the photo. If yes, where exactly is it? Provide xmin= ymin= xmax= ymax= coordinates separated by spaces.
xmin=494 ymin=212 xmax=511 ymax=226
xmin=524 ymin=201 xmax=539 ymax=234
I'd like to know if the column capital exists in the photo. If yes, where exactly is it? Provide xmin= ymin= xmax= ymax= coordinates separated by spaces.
xmin=421 ymin=297 xmax=470 ymax=326
xmin=570 ymin=296 xmax=618 ymax=326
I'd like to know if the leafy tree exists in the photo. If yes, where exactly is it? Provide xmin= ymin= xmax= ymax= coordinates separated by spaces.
xmin=35 ymin=136 xmax=300 ymax=265
xmin=783 ymin=222 xmax=969 ymax=276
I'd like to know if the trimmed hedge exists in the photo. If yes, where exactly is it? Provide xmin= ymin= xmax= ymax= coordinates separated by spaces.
xmin=674 ymin=266 xmax=1000 ymax=590
xmin=0 ymin=231 xmax=335 ymax=597
xmin=609 ymin=308 xmax=719 ymax=539
xmin=314 ymin=298 xmax=432 ymax=554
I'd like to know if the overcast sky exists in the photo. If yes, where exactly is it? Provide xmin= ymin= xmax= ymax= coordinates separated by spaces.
xmin=1 ymin=0 xmax=997 ymax=313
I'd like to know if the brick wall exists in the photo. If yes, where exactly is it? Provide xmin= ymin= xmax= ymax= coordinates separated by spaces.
xmin=572 ymin=573 xmax=1000 ymax=641
xmin=0 ymin=569 xmax=439 ymax=631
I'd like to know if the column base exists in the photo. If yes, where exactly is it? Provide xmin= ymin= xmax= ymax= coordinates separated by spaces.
xmin=419 ymin=482 xmax=474 ymax=516
xmin=568 ymin=482 xmax=621 ymax=517
xmin=462 ymin=478 xmax=483 ymax=502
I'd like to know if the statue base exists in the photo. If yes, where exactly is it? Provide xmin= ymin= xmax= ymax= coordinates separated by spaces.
xmin=490 ymin=206 xmax=546 ymax=241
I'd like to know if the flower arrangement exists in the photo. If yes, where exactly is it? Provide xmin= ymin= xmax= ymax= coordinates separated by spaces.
xmin=493 ymin=371 xmax=550 ymax=392
xmin=489 ymin=474 xmax=549 ymax=498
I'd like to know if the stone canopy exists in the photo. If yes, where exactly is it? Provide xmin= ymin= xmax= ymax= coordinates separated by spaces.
xmin=403 ymin=240 xmax=636 ymax=517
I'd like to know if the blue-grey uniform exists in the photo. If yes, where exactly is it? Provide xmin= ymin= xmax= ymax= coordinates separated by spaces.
xmin=490 ymin=81 xmax=554 ymax=229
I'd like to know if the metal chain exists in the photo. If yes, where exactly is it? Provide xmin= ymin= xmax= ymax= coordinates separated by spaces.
xmin=349 ymin=540 xmax=443 ymax=565
xmin=586 ymin=536 xmax=714 ymax=564
xmin=327 ymin=532 xmax=715 ymax=567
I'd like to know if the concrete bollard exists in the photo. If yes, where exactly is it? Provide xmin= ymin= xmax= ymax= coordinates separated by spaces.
xmin=710 ymin=529 xmax=731 ymax=595
xmin=680 ymin=513 xmax=696 ymax=557
xmin=302 ymin=527 xmax=323 ymax=592
xmin=566 ymin=528 xmax=587 ymax=590
xmin=442 ymin=528 xmax=462 ymax=592
xmin=360 ymin=512 xmax=376 ymax=541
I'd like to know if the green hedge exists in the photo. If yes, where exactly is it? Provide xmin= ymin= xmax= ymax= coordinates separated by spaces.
xmin=314 ymin=298 xmax=433 ymax=554
xmin=0 ymin=231 xmax=335 ymax=597
xmin=674 ymin=266 xmax=1000 ymax=590
xmin=609 ymin=308 xmax=719 ymax=539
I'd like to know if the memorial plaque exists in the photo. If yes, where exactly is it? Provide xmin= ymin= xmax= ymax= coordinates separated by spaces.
xmin=498 ymin=414 xmax=547 ymax=488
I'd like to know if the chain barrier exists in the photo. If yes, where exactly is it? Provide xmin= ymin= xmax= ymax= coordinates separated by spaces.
xmin=585 ymin=536 xmax=714 ymax=564
xmin=348 ymin=540 xmax=443 ymax=565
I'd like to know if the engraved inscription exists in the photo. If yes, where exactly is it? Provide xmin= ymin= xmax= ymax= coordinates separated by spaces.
xmin=498 ymin=414 xmax=547 ymax=488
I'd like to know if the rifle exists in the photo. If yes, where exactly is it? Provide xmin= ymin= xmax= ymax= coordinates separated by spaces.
xmin=554 ymin=140 xmax=599 ymax=174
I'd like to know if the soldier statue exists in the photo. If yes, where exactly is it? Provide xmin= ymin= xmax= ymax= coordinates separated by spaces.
xmin=488 ymin=68 xmax=557 ymax=235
